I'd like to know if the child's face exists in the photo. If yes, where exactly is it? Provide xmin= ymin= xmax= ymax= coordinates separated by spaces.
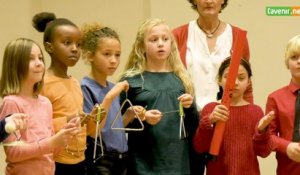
xmin=143 ymin=24 xmax=171 ymax=64
xmin=219 ymin=65 xmax=250 ymax=99
xmin=47 ymin=25 xmax=81 ymax=67
xmin=288 ymin=54 xmax=300 ymax=83
xmin=25 ymin=44 xmax=44 ymax=85
xmin=89 ymin=38 xmax=121 ymax=76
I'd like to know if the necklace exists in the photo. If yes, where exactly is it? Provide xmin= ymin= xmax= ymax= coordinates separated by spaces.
xmin=198 ymin=20 xmax=221 ymax=38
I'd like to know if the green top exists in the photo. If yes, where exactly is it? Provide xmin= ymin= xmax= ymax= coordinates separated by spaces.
xmin=121 ymin=71 xmax=198 ymax=175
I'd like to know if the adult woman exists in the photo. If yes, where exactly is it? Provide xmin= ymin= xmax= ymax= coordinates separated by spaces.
xmin=173 ymin=0 xmax=252 ymax=112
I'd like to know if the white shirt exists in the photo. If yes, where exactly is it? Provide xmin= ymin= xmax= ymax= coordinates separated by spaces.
xmin=186 ymin=20 xmax=233 ymax=111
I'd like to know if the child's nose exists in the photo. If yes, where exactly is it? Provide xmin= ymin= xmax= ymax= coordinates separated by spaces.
xmin=158 ymin=39 xmax=164 ymax=46
xmin=71 ymin=43 xmax=79 ymax=52
xmin=35 ymin=58 xmax=43 ymax=66
xmin=235 ymin=79 xmax=239 ymax=85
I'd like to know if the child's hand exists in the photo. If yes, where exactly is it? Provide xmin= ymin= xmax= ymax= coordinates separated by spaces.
xmin=66 ymin=117 xmax=81 ymax=130
xmin=66 ymin=112 xmax=82 ymax=122
xmin=91 ymin=104 xmax=107 ymax=122
xmin=287 ymin=142 xmax=300 ymax=162
xmin=126 ymin=105 xmax=146 ymax=121
xmin=145 ymin=110 xmax=162 ymax=125
xmin=257 ymin=111 xmax=275 ymax=133
xmin=4 ymin=113 xmax=28 ymax=133
xmin=178 ymin=94 xmax=193 ymax=108
xmin=105 ymin=80 xmax=129 ymax=102
xmin=209 ymin=104 xmax=229 ymax=124
xmin=51 ymin=118 xmax=81 ymax=148
xmin=114 ymin=80 xmax=129 ymax=93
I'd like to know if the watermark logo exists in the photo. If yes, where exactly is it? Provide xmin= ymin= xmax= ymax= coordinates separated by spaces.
xmin=266 ymin=6 xmax=300 ymax=16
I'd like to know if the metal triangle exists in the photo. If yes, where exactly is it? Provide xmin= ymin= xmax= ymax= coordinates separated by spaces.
xmin=111 ymin=98 xmax=144 ymax=131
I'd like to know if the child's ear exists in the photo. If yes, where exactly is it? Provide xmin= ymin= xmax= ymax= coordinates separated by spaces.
xmin=44 ymin=42 xmax=53 ymax=53
xmin=217 ymin=78 xmax=222 ymax=86
xmin=247 ymin=78 xmax=251 ymax=87
xmin=192 ymin=0 xmax=197 ymax=6
xmin=86 ymin=51 xmax=94 ymax=62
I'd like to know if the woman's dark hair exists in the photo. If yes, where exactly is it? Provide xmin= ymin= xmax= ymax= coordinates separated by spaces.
xmin=187 ymin=0 xmax=228 ymax=13
xmin=216 ymin=57 xmax=252 ymax=100
xmin=32 ymin=12 xmax=77 ymax=43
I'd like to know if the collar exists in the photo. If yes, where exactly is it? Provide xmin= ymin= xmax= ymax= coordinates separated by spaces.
xmin=288 ymin=80 xmax=300 ymax=94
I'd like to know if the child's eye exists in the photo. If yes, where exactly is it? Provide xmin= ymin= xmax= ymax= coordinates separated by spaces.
xmin=291 ymin=55 xmax=299 ymax=60
xmin=238 ymin=77 xmax=245 ymax=81
xmin=149 ymin=37 xmax=157 ymax=42
xmin=150 ymin=38 xmax=157 ymax=42
xmin=64 ymin=40 xmax=71 ymax=45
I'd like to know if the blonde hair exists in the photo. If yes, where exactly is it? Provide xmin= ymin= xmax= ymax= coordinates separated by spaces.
xmin=0 ymin=38 xmax=45 ymax=97
xmin=81 ymin=22 xmax=120 ymax=64
xmin=120 ymin=18 xmax=194 ymax=95
xmin=285 ymin=35 xmax=300 ymax=69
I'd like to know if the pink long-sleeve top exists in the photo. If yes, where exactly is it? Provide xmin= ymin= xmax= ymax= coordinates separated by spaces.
xmin=0 ymin=95 xmax=55 ymax=175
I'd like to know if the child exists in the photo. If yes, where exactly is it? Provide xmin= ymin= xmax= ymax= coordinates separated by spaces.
xmin=32 ymin=12 xmax=86 ymax=175
xmin=0 ymin=113 xmax=28 ymax=142
xmin=0 ymin=38 xmax=80 ymax=175
xmin=119 ymin=18 xmax=199 ymax=175
xmin=80 ymin=23 xmax=147 ymax=175
xmin=193 ymin=58 xmax=264 ymax=175
xmin=253 ymin=35 xmax=300 ymax=175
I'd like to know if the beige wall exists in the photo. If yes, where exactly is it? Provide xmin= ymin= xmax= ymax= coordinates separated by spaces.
xmin=1 ymin=0 xmax=299 ymax=174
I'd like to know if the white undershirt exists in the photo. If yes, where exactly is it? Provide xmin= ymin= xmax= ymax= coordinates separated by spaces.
xmin=186 ymin=20 xmax=233 ymax=111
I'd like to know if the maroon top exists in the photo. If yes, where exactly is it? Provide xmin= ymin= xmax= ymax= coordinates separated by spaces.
xmin=194 ymin=102 xmax=264 ymax=175
xmin=253 ymin=81 xmax=300 ymax=175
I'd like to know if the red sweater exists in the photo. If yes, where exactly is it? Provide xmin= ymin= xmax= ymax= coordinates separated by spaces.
xmin=194 ymin=102 xmax=264 ymax=175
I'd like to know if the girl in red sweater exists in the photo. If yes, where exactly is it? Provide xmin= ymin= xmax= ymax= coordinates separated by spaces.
xmin=193 ymin=58 xmax=265 ymax=175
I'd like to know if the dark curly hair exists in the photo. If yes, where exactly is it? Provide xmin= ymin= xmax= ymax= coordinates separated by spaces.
xmin=187 ymin=0 xmax=228 ymax=13
xmin=81 ymin=23 xmax=120 ymax=63
xmin=32 ymin=12 xmax=77 ymax=43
